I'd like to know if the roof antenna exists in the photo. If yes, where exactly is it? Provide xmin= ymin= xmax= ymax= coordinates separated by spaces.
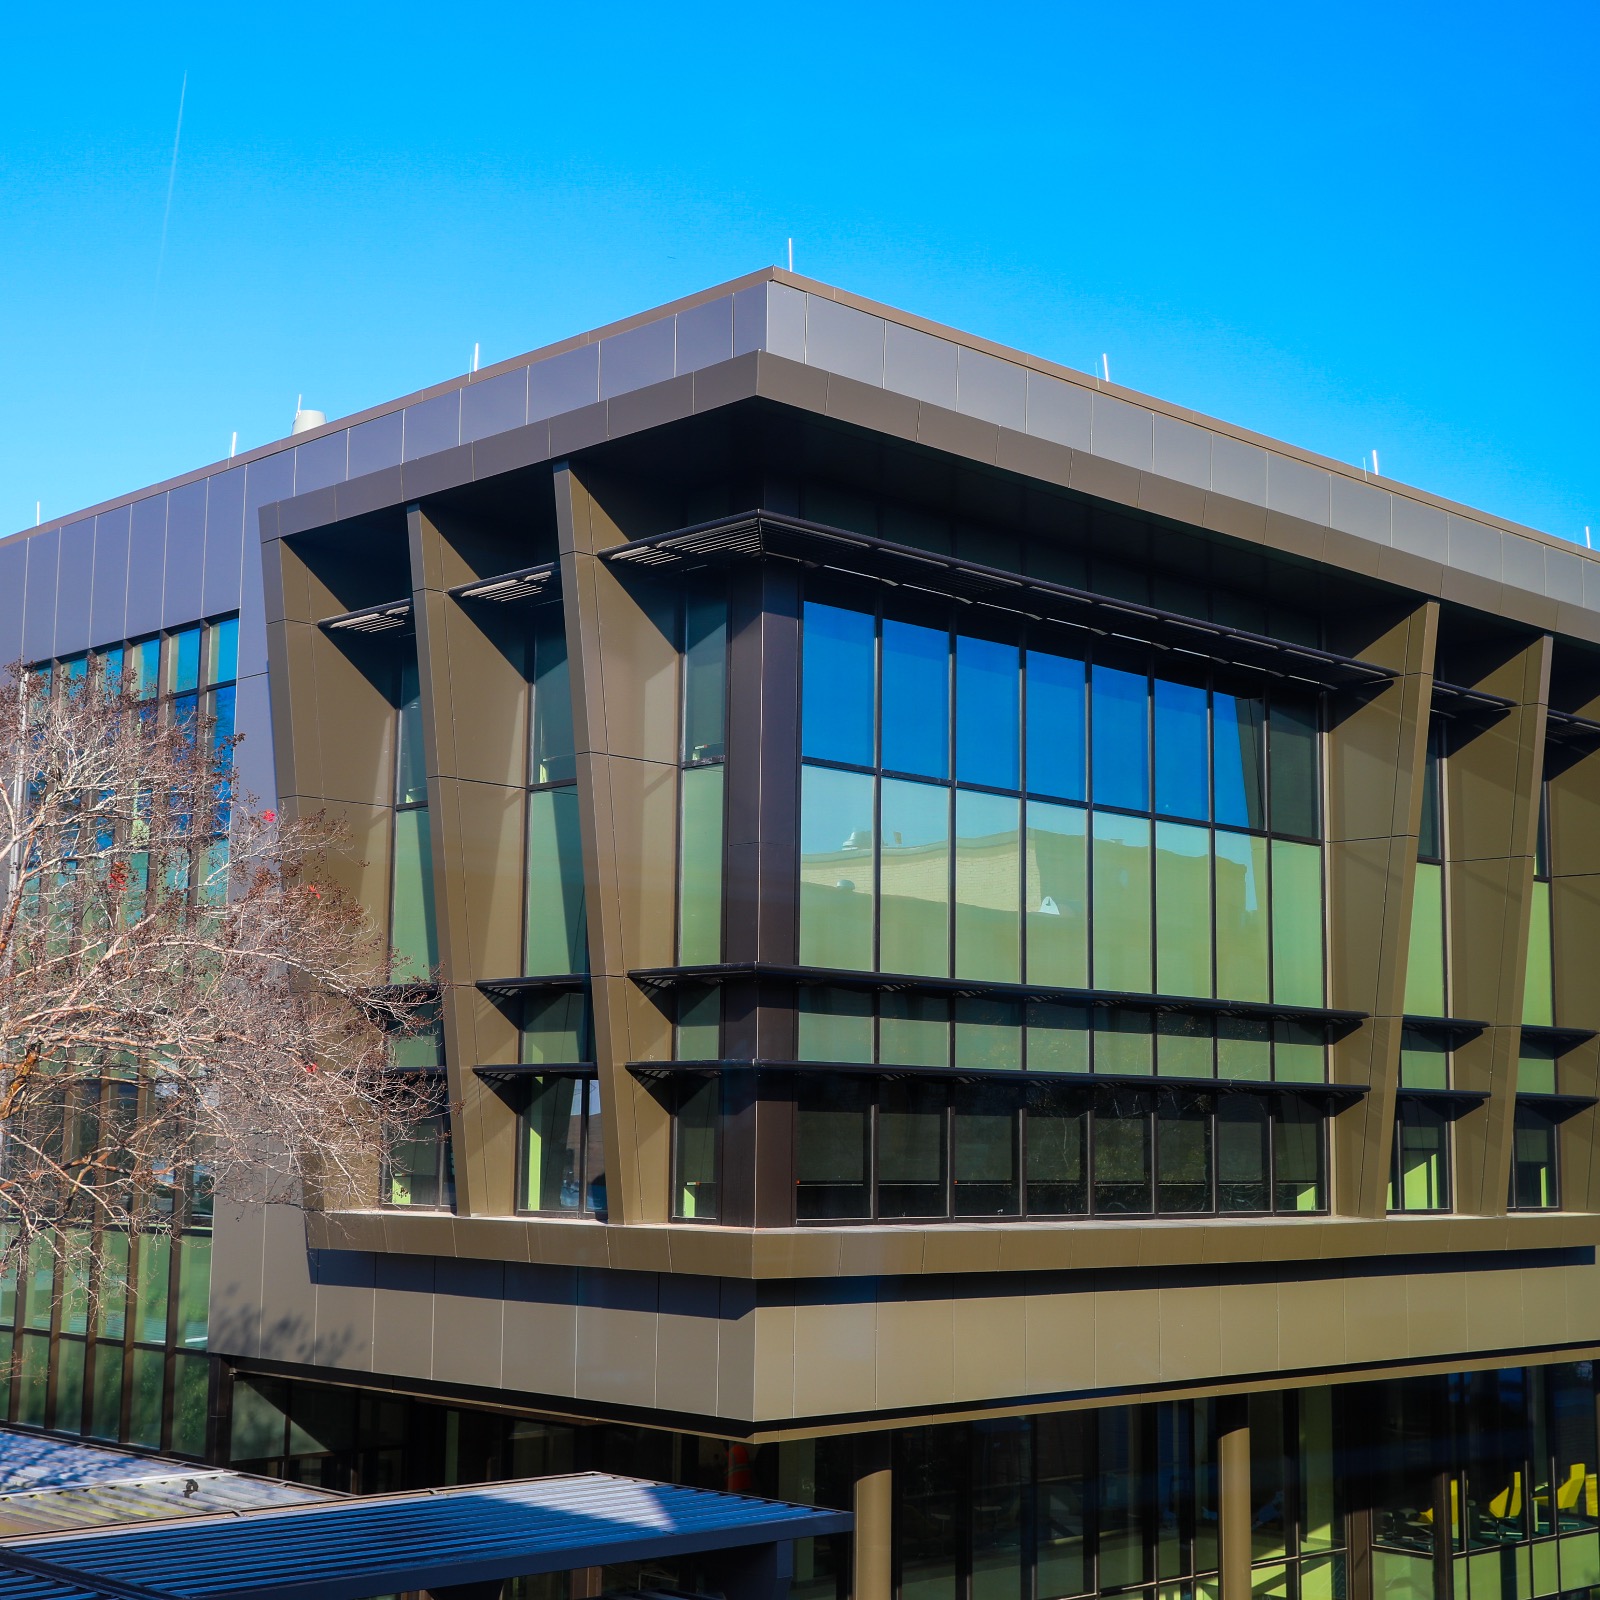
xmin=1586 ymin=527 xmax=1593 ymax=550
xmin=229 ymin=431 xmax=237 ymax=459
xmin=1101 ymin=353 xmax=1110 ymax=383
xmin=35 ymin=502 xmax=40 ymax=527
xmin=1371 ymin=449 xmax=1381 ymax=477
xmin=472 ymin=342 xmax=480 ymax=374
xmin=787 ymin=238 xmax=794 ymax=272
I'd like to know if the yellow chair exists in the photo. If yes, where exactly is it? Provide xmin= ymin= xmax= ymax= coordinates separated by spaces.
xmin=1486 ymin=1473 xmax=1523 ymax=1532
xmin=1558 ymin=1464 xmax=1587 ymax=1513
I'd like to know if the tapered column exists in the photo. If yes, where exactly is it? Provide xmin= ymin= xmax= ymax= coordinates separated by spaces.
xmin=1443 ymin=633 xmax=1551 ymax=1214
xmin=1326 ymin=600 xmax=1439 ymax=1215
xmin=554 ymin=462 xmax=679 ymax=1223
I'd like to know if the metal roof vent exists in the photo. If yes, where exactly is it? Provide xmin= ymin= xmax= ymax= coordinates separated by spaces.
xmin=291 ymin=395 xmax=325 ymax=436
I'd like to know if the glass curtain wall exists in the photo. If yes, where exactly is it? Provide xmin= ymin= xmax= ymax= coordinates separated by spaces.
xmin=796 ymin=594 xmax=1326 ymax=1081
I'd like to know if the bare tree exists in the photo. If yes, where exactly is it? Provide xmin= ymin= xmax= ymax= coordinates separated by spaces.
xmin=0 ymin=660 xmax=433 ymax=1266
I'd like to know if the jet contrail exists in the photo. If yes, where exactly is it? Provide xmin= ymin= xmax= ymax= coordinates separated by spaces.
xmin=153 ymin=72 xmax=187 ymax=302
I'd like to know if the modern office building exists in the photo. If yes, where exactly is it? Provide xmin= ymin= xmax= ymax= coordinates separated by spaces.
xmin=4 ymin=269 xmax=1600 ymax=1600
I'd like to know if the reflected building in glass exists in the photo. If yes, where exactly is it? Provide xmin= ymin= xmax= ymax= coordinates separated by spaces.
xmin=4 ymin=271 xmax=1600 ymax=1600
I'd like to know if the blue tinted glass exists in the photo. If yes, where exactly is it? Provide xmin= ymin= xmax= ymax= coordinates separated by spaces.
xmin=172 ymin=629 xmax=201 ymax=694
xmin=1153 ymin=677 xmax=1209 ymax=820
xmin=62 ymin=656 xmax=87 ymax=690
xmin=882 ymin=619 xmax=948 ymax=778
xmin=209 ymin=618 xmax=239 ymax=686
xmin=1026 ymin=649 xmax=1085 ymax=800
xmin=956 ymin=634 xmax=1019 ymax=789
xmin=1214 ymin=691 xmax=1266 ymax=829
xmin=802 ymin=602 xmax=875 ymax=766
xmin=1091 ymin=664 xmax=1149 ymax=811
xmin=99 ymin=647 xmax=124 ymax=695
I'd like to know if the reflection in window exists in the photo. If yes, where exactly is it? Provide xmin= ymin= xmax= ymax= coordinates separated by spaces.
xmin=1389 ymin=1101 xmax=1450 ymax=1212
xmin=383 ymin=1091 xmax=454 ymax=1210
xmin=1510 ymin=1103 xmax=1559 ymax=1210
xmin=671 ymin=1076 xmax=720 ymax=1220
xmin=519 ymin=1076 xmax=604 ymax=1216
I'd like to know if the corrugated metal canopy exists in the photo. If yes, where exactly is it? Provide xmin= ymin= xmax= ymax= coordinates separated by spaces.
xmin=0 ymin=1472 xmax=852 ymax=1600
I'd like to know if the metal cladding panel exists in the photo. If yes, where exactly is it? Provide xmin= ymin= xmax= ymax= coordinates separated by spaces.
xmin=5 ymin=1474 xmax=852 ymax=1600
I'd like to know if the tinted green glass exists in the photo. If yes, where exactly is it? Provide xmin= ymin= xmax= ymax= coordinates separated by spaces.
xmin=1153 ymin=676 xmax=1209 ymax=821
xmin=1510 ymin=1103 xmax=1558 ymax=1210
xmin=677 ymin=764 xmax=725 ymax=965
xmin=795 ymin=1077 xmax=872 ymax=1220
xmin=1523 ymin=879 xmax=1554 ymax=1027
xmin=54 ymin=1337 xmax=85 ymax=1433
xmin=1271 ymin=840 xmax=1324 ymax=1007
xmin=1399 ymin=1028 xmax=1449 ymax=1090
xmin=801 ymin=602 xmax=875 ymax=766
xmin=1403 ymin=862 xmax=1446 ymax=1018
xmin=1156 ymin=1012 xmax=1213 ymax=1078
xmin=1026 ymin=1088 xmax=1087 ymax=1214
xmin=955 ymin=789 xmax=1019 ymax=982
xmin=177 ymin=1237 xmax=210 ymax=1349
xmin=1026 ymin=1002 xmax=1089 ymax=1074
xmin=1090 ymin=663 xmax=1149 ymax=811
xmin=1274 ymin=1021 xmax=1326 ymax=1083
xmin=128 ymin=1347 xmax=165 ymax=1447
xmin=16 ymin=1333 xmax=48 ymax=1426
xmin=528 ymin=612 xmax=575 ymax=784
xmin=796 ymin=988 xmax=873 ymax=1063
xmin=799 ymin=765 xmax=875 ymax=969
xmin=1216 ymin=1018 xmax=1271 ymax=1081
xmin=1092 ymin=1099 xmax=1153 ymax=1212
xmin=395 ymin=658 xmax=428 ymax=804
xmin=1269 ymin=692 xmax=1320 ymax=838
xmin=1418 ymin=722 xmax=1443 ymax=861
xmin=1156 ymin=1097 xmax=1211 ymax=1211
xmin=1094 ymin=1010 xmax=1153 ymax=1075
xmin=1154 ymin=821 xmax=1211 ymax=998
xmin=135 ymin=1235 xmax=170 ymax=1345
xmin=88 ymin=1340 xmax=123 ymax=1440
xmin=1025 ymin=801 xmax=1087 ymax=987
xmin=1215 ymin=831 xmax=1269 ymax=1003
xmin=390 ymin=806 xmax=438 ymax=981
xmin=1214 ymin=691 xmax=1266 ymax=829
xmin=879 ymin=1080 xmax=947 ymax=1218
xmin=171 ymin=1353 xmax=210 ymax=1456
xmin=23 ymin=1236 xmax=53 ymax=1331
xmin=882 ymin=619 xmax=949 ymax=778
xmin=954 ymin=1085 xmax=1020 ymax=1215
xmin=673 ymin=1077 xmax=720 ymax=1220
xmin=96 ymin=1233 xmax=128 ymax=1340
xmin=954 ymin=999 xmax=1022 ymax=1071
xmin=1092 ymin=811 xmax=1152 ymax=992
xmin=0 ymin=1237 xmax=15 ymax=1328
xmin=881 ymin=778 xmax=950 ymax=975
xmin=1025 ymin=648 xmax=1086 ymax=801
xmin=1391 ymin=1103 xmax=1449 ymax=1211
xmin=682 ymin=591 xmax=728 ymax=761
xmin=956 ymin=634 xmax=1019 ymax=789
xmin=526 ymin=787 xmax=588 ymax=974
xmin=521 ymin=992 xmax=591 ymax=1064
xmin=880 ymin=993 xmax=949 ymax=1067
xmin=522 ymin=1077 xmax=586 ymax=1213
xmin=673 ymin=988 xmax=718 ymax=1062
xmin=1217 ymin=1096 xmax=1270 ymax=1211
xmin=1518 ymin=1040 xmax=1558 ymax=1096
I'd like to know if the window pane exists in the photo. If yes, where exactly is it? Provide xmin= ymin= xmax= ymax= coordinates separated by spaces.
xmin=1156 ymin=1094 xmax=1211 ymax=1212
xmin=1418 ymin=723 xmax=1443 ymax=861
xmin=1025 ymin=801 xmax=1087 ymax=988
xmin=523 ymin=992 xmax=592 ymax=1065
xmin=582 ymin=1078 xmax=606 ymax=1216
xmin=1215 ymin=831 xmax=1269 ymax=1003
xmin=954 ymin=1085 xmax=1020 ymax=1216
xmin=1091 ymin=663 xmax=1149 ymax=811
xmin=128 ymin=1347 xmax=165 ymax=1447
xmin=16 ymin=1333 xmax=49 ymax=1427
xmin=171 ymin=1353 xmax=210 ymax=1457
xmin=955 ymin=789 xmax=1020 ymax=982
xmin=1269 ymin=692 xmax=1320 ymax=837
xmin=1216 ymin=1017 xmax=1271 ymax=1082
xmin=899 ymin=1428 xmax=962 ymax=1600
xmin=1035 ymin=1413 xmax=1089 ymax=1596
xmin=396 ymin=658 xmax=428 ymax=804
xmin=1155 ymin=821 xmax=1212 ymax=997
xmin=882 ymin=618 xmax=949 ymax=778
xmin=23 ymin=1235 xmax=54 ymax=1331
xmin=522 ymin=1078 xmax=585 ymax=1213
xmin=387 ymin=1108 xmax=448 ymax=1208
xmin=956 ymin=634 xmax=1019 ymax=789
xmin=95 ymin=1233 xmax=128 ymax=1340
xmin=1398 ymin=1027 xmax=1449 ymax=1090
xmin=1403 ymin=862 xmax=1446 ymax=1018
xmin=954 ymin=998 xmax=1022 ymax=1071
xmin=1026 ymin=1002 xmax=1089 ymax=1075
xmin=390 ymin=806 xmax=438 ymax=982
xmin=1298 ymin=1387 xmax=1341 ymax=1552
xmin=802 ymin=601 xmax=875 ymax=766
xmin=1517 ymin=1040 xmax=1557 ymax=1096
xmin=1510 ymin=1104 xmax=1557 ymax=1210
xmin=1026 ymin=648 xmax=1086 ymax=801
xmin=1095 ymin=1009 xmax=1153 ymax=1075
xmin=796 ymin=988 xmax=874 ymax=1063
xmin=525 ymin=787 xmax=588 ymax=975
xmin=529 ymin=612 xmax=575 ymax=784
xmin=207 ymin=617 xmax=239 ymax=686
xmin=170 ymin=627 xmax=201 ymax=694
xmin=1214 ymin=690 xmax=1265 ymax=830
xmin=682 ymin=591 xmax=727 ymax=761
xmin=795 ymin=1078 xmax=872 ymax=1220
xmin=1392 ymin=1103 xmax=1449 ymax=1211
xmin=53 ymin=1338 xmax=85 ymax=1434
xmin=1523 ymin=880 xmax=1554 ymax=1027
xmin=135 ymin=1235 xmax=170 ymax=1344
xmin=878 ymin=1081 xmax=947 ymax=1218
xmin=881 ymin=778 xmax=950 ymax=976
xmin=1154 ymin=676 xmax=1209 ymax=820
xmin=673 ymin=986 xmax=719 ymax=1062
xmin=971 ymin=1419 xmax=1030 ymax=1600
xmin=1026 ymin=1087 xmax=1087 ymax=1214
xmin=1092 ymin=811 xmax=1152 ymax=992
xmin=1093 ymin=1095 xmax=1153 ymax=1213
xmin=880 ymin=993 xmax=949 ymax=1068
xmin=131 ymin=638 xmax=161 ymax=700
xmin=799 ymin=765 xmax=875 ymax=969
xmin=1271 ymin=841 xmax=1324 ymax=1007
xmin=677 ymin=765 xmax=724 ymax=965
xmin=1097 ymin=1410 xmax=1150 ymax=1587
xmin=1275 ymin=1098 xmax=1325 ymax=1211
xmin=1157 ymin=1012 xmax=1213 ymax=1078
xmin=1274 ymin=1021 xmax=1326 ymax=1084
xmin=674 ymin=1078 xmax=720 ymax=1219
xmin=89 ymin=1341 xmax=122 ymax=1441
xmin=176 ymin=1237 xmax=210 ymax=1349
xmin=1217 ymin=1096 xmax=1270 ymax=1211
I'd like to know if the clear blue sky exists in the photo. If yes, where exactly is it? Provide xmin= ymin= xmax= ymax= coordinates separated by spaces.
xmin=2 ymin=1 xmax=1594 ymax=543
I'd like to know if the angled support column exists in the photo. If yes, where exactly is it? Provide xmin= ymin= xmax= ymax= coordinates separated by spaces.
xmin=554 ymin=462 xmax=679 ymax=1223
xmin=1326 ymin=600 xmax=1438 ymax=1216
xmin=1444 ymin=632 xmax=1551 ymax=1214
xmin=407 ymin=504 xmax=529 ymax=1216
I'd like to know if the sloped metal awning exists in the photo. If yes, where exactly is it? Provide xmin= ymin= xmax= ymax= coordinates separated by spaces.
xmin=0 ymin=1472 xmax=852 ymax=1600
